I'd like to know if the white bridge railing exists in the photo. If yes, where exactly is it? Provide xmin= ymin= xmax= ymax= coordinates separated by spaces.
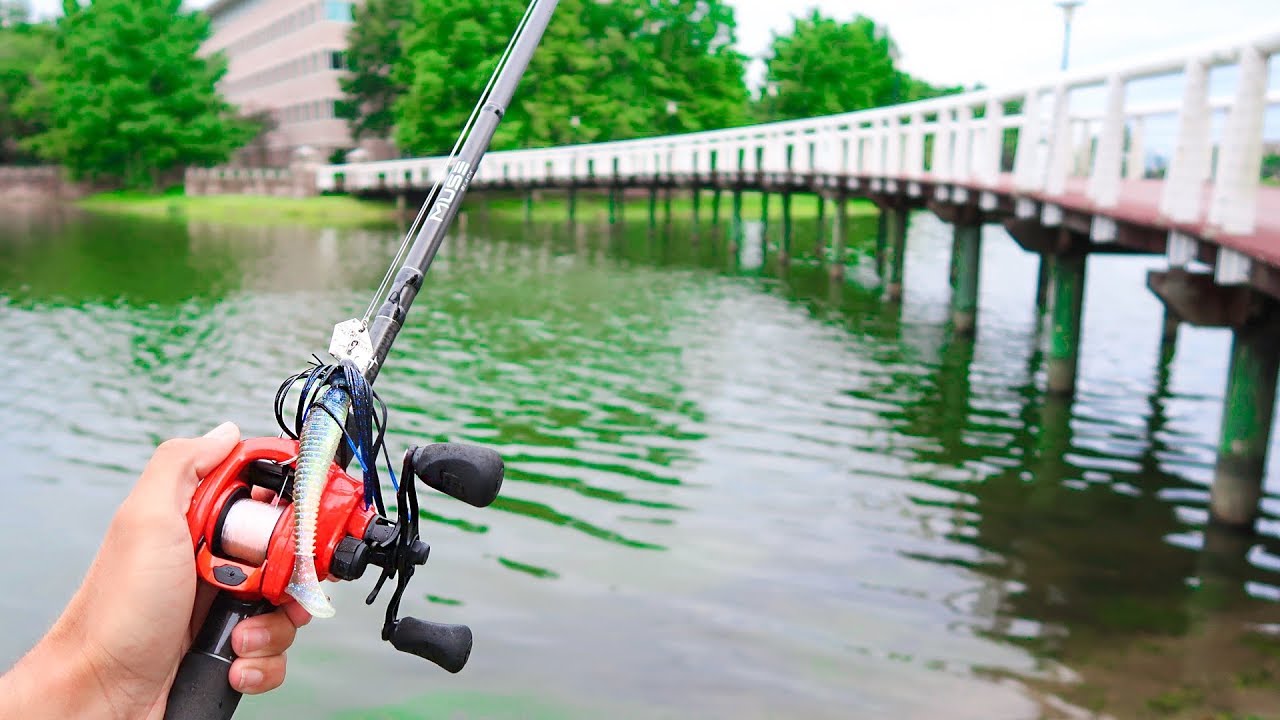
xmin=318 ymin=25 xmax=1280 ymax=239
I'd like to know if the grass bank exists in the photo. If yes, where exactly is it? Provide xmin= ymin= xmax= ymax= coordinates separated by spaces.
xmin=481 ymin=190 xmax=879 ymax=224
xmin=78 ymin=190 xmax=397 ymax=227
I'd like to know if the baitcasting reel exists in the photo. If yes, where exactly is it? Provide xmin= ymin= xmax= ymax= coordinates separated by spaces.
xmin=165 ymin=436 xmax=503 ymax=719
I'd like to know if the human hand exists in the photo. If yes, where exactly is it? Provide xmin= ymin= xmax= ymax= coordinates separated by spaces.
xmin=0 ymin=422 xmax=312 ymax=719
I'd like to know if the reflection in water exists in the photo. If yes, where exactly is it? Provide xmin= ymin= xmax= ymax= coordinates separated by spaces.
xmin=0 ymin=205 xmax=1277 ymax=719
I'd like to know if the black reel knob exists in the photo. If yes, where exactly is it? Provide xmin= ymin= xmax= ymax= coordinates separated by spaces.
xmin=411 ymin=443 xmax=504 ymax=508
xmin=388 ymin=617 xmax=473 ymax=674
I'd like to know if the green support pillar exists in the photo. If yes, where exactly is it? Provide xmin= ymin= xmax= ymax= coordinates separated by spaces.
xmin=815 ymin=195 xmax=827 ymax=258
xmin=874 ymin=209 xmax=888 ymax=280
xmin=524 ymin=189 xmax=534 ymax=225
xmin=1160 ymin=307 xmax=1180 ymax=362
xmin=1210 ymin=314 xmax=1280 ymax=528
xmin=760 ymin=192 xmax=770 ymax=241
xmin=1047 ymin=245 xmax=1087 ymax=395
xmin=951 ymin=223 xmax=982 ymax=335
xmin=730 ymin=189 xmax=743 ymax=252
xmin=711 ymin=189 xmax=722 ymax=226
xmin=692 ymin=189 xmax=701 ymax=226
xmin=780 ymin=192 xmax=793 ymax=265
xmin=608 ymin=186 xmax=618 ymax=225
xmin=568 ymin=187 xmax=577 ymax=224
xmin=663 ymin=187 xmax=673 ymax=226
xmin=648 ymin=186 xmax=658 ymax=228
xmin=885 ymin=207 xmax=908 ymax=301
xmin=829 ymin=194 xmax=847 ymax=280
xmin=1035 ymin=256 xmax=1052 ymax=313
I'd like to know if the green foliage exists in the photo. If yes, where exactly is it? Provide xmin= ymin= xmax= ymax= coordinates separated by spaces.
xmin=757 ymin=10 xmax=961 ymax=122
xmin=20 ymin=0 xmax=253 ymax=188
xmin=337 ymin=0 xmax=412 ymax=142
xmin=0 ymin=16 xmax=50 ymax=164
xmin=392 ymin=0 xmax=749 ymax=156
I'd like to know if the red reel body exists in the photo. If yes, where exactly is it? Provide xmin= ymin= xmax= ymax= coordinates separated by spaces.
xmin=186 ymin=437 xmax=379 ymax=605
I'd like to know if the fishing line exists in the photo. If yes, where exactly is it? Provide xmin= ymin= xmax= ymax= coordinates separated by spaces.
xmin=361 ymin=0 xmax=541 ymax=327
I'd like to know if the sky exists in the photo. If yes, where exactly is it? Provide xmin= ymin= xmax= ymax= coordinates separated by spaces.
xmin=24 ymin=0 xmax=1280 ymax=91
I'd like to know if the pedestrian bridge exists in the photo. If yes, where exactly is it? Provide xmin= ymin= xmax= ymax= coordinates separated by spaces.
xmin=315 ymin=25 xmax=1280 ymax=533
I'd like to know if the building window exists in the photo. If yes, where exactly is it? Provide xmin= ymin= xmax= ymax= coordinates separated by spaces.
xmin=329 ymin=51 xmax=346 ymax=70
xmin=324 ymin=0 xmax=353 ymax=22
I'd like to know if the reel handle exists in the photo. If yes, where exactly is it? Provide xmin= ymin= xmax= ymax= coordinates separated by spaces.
xmin=163 ymin=592 xmax=272 ymax=720
xmin=388 ymin=616 xmax=473 ymax=673
xmin=411 ymin=443 xmax=504 ymax=508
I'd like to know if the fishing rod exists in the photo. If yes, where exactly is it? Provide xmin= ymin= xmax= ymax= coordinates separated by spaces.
xmin=163 ymin=1 xmax=559 ymax=718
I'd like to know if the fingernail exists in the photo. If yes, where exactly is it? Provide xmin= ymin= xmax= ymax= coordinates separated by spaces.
xmin=239 ymin=627 xmax=269 ymax=653
xmin=203 ymin=421 xmax=237 ymax=440
xmin=239 ymin=667 xmax=264 ymax=690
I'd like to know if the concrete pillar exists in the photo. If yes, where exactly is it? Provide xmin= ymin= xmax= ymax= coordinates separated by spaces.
xmin=780 ymin=192 xmax=793 ymax=265
xmin=692 ymin=188 xmax=701 ymax=226
xmin=730 ymin=189 xmax=743 ymax=253
xmin=816 ymin=195 xmax=827 ymax=257
xmin=1210 ymin=316 xmax=1280 ymax=528
xmin=952 ymin=223 xmax=982 ymax=334
xmin=568 ymin=187 xmax=577 ymax=224
xmin=885 ymin=207 xmax=908 ymax=301
xmin=829 ymin=194 xmax=847 ymax=280
xmin=760 ymin=191 xmax=770 ymax=241
xmin=1160 ymin=306 xmax=1180 ymax=362
xmin=648 ymin=186 xmax=658 ymax=228
xmin=524 ymin=189 xmax=534 ymax=225
xmin=711 ymin=189 xmax=722 ymax=226
xmin=663 ymin=187 xmax=673 ymax=226
xmin=1035 ymin=256 xmax=1051 ymax=313
xmin=1047 ymin=246 xmax=1087 ymax=395
xmin=874 ymin=209 xmax=888 ymax=280
xmin=608 ymin=186 xmax=619 ymax=225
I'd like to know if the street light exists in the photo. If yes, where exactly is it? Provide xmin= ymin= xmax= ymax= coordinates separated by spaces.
xmin=1056 ymin=0 xmax=1084 ymax=71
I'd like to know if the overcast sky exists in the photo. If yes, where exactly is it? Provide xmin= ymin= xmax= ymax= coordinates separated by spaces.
xmin=26 ymin=0 xmax=1279 ymax=90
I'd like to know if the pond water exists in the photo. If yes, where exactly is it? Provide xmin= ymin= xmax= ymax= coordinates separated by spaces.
xmin=1 ymin=201 xmax=1278 ymax=719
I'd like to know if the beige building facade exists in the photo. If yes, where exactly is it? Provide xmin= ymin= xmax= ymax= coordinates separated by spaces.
xmin=203 ymin=0 xmax=361 ymax=166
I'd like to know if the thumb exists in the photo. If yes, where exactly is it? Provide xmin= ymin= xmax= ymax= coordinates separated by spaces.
xmin=136 ymin=422 xmax=242 ymax=512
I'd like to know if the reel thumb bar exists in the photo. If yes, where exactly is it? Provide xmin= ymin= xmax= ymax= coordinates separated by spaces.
xmin=365 ymin=0 xmax=561 ymax=385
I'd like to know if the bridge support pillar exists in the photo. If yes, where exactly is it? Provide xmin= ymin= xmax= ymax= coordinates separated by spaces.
xmin=568 ymin=187 xmax=577 ymax=224
xmin=1160 ymin=307 xmax=1180 ymax=361
xmin=608 ymin=187 xmax=620 ymax=225
xmin=692 ymin=188 xmax=701 ymax=226
xmin=396 ymin=192 xmax=406 ymax=217
xmin=829 ymin=194 xmax=847 ymax=280
xmin=760 ymin=192 xmax=770 ymax=241
xmin=524 ymin=189 xmax=534 ymax=225
xmin=951 ymin=222 xmax=982 ymax=335
xmin=780 ymin=192 xmax=793 ymax=265
xmin=1211 ymin=312 xmax=1280 ymax=530
xmin=711 ymin=189 xmax=722 ymax=226
xmin=875 ymin=209 xmax=888 ymax=280
xmin=730 ymin=189 xmax=743 ymax=253
xmin=1035 ymin=256 xmax=1051 ymax=314
xmin=885 ymin=207 xmax=908 ymax=301
xmin=663 ymin=187 xmax=673 ymax=226
xmin=816 ymin=195 xmax=827 ymax=258
xmin=648 ymin=187 xmax=658 ymax=229
xmin=1047 ymin=240 xmax=1087 ymax=395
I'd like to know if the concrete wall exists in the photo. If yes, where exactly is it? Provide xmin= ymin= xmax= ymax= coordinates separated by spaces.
xmin=0 ymin=166 xmax=88 ymax=204
xmin=185 ymin=165 xmax=318 ymax=197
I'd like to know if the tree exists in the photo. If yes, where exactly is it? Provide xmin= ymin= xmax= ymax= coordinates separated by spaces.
xmin=758 ymin=10 xmax=960 ymax=123
xmin=0 ymin=11 xmax=50 ymax=164
xmin=392 ymin=0 xmax=749 ymax=156
xmin=336 ymin=0 xmax=412 ymax=143
xmin=20 ymin=0 xmax=253 ymax=188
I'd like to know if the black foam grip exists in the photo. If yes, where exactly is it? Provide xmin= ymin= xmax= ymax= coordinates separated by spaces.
xmin=389 ymin=617 xmax=473 ymax=673
xmin=163 ymin=593 xmax=270 ymax=720
xmin=164 ymin=651 xmax=242 ymax=720
xmin=411 ymin=443 xmax=504 ymax=508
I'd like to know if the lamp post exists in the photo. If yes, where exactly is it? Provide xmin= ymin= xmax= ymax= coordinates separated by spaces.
xmin=1056 ymin=0 xmax=1084 ymax=71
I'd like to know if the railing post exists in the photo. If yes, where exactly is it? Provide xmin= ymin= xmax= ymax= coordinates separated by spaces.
xmin=884 ymin=117 xmax=902 ymax=182
xmin=1160 ymin=59 xmax=1211 ymax=222
xmin=932 ymin=110 xmax=953 ymax=184
xmin=1087 ymin=74 xmax=1126 ymax=207
xmin=1044 ymin=83 xmax=1072 ymax=196
xmin=1209 ymin=44 xmax=1269 ymax=235
xmin=1013 ymin=89 xmax=1043 ymax=191
xmin=979 ymin=97 xmax=1003 ymax=185
xmin=1125 ymin=117 xmax=1146 ymax=180
xmin=952 ymin=106 xmax=973 ymax=184
xmin=905 ymin=112 xmax=926 ymax=178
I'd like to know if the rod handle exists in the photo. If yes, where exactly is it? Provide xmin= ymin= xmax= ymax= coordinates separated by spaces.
xmin=163 ymin=593 xmax=271 ymax=720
